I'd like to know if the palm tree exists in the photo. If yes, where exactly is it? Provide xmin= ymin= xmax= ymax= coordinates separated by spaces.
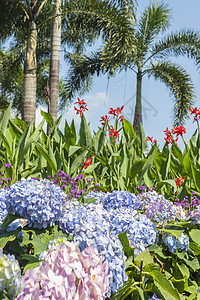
xmin=0 ymin=0 xmax=50 ymax=124
xmin=66 ymin=2 xmax=200 ymax=133
xmin=49 ymin=0 xmax=62 ymax=122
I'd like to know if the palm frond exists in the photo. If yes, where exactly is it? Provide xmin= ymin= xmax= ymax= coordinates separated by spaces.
xmin=62 ymin=0 xmax=135 ymax=52
xmin=146 ymin=61 xmax=195 ymax=125
xmin=148 ymin=29 xmax=200 ymax=65
xmin=60 ymin=51 xmax=102 ymax=109
xmin=136 ymin=2 xmax=171 ymax=52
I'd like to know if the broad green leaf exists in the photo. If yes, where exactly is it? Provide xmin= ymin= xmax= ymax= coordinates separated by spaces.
xmin=189 ymin=229 xmax=200 ymax=245
xmin=183 ymin=256 xmax=200 ymax=271
xmin=159 ymin=228 xmax=184 ymax=238
xmin=177 ymin=263 xmax=190 ymax=278
xmin=84 ymin=162 xmax=100 ymax=173
xmin=149 ymin=270 xmax=180 ymax=299
xmin=156 ymin=179 xmax=177 ymax=190
xmin=123 ymin=118 xmax=135 ymax=141
xmin=70 ymin=150 xmax=87 ymax=174
xmin=140 ymin=147 xmax=158 ymax=178
xmin=21 ymin=254 xmax=40 ymax=263
xmin=79 ymin=113 xmax=92 ymax=147
xmin=35 ymin=142 xmax=57 ymax=173
xmin=110 ymin=278 xmax=136 ymax=300
xmin=1 ymin=213 xmax=21 ymax=230
xmin=0 ymin=130 xmax=12 ymax=158
xmin=118 ymin=231 xmax=135 ymax=258
xmin=23 ymin=262 xmax=40 ymax=274
xmin=135 ymin=251 xmax=154 ymax=267
xmin=68 ymin=145 xmax=82 ymax=157
xmin=0 ymin=230 xmax=18 ymax=248
xmin=41 ymin=110 xmax=53 ymax=127
xmin=135 ymin=287 xmax=144 ymax=300
xmin=0 ymin=101 xmax=12 ymax=133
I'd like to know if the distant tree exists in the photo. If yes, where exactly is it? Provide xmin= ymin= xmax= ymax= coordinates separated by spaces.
xmin=66 ymin=1 xmax=200 ymax=133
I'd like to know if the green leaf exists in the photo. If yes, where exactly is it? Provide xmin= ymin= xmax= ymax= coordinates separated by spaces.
xmin=156 ymin=179 xmax=177 ymax=190
xmin=79 ymin=113 xmax=92 ymax=147
xmin=149 ymin=270 xmax=180 ymax=299
xmin=1 ymin=213 xmax=21 ymax=230
xmin=123 ymin=118 xmax=135 ymax=141
xmin=118 ymin=231 xmax=135 ymax=258
xmin=189 ymin=229 xmax=200 ymax=245
xmin=35 ymin=142 xmax=57 ymax=173
xmin=0 ymin=101 xmax=12 ymax=133
xmin=140 ymin=147 xmax=158 ymax=178
xmin=183 ymin=256 xmax=200 ymax=271
xmin=0 ymin=230 xmax=18 ymax=248
xmin=84 ymin=162 xmax=100 ymax=173
xmin=41 ymin=110 xmax=53 ymax=127
xmin=68 ymin=145 xmax=82 ymax=157
xmin=159 ymin=228 xmax=184 ymax=238
xmin=135 ymin=251 xmax=154 ymax=267
xmin=110 ymin=279 xmax=136 ymax=300
xmin=70 ymin=150 xmax=87 ymax=174
xmin=21 ymin=254 xmax=40 ymax=263
xmin=177 ymin=263 xmax=190 ymax=278
xmin=23 ymin=261 xmax=40 ymax=274
xmin=135 ymin=286 xmax=144 ymax=300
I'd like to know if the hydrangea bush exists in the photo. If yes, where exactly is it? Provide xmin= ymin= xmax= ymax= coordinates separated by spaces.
xmin=4 ymin=178 xmax=68 ymax=229
xmin=0 ymin=248 xmax=21 ymax=298
xmin=17 ymin=241 xmax=109 ymax=299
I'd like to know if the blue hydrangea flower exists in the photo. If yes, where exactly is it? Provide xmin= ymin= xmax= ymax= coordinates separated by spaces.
xmin=137 ymin=191 xmax=186 ymax=223
xmin=5 ymin=178 xmax=68 ymax=229
xmin=59 ymin=203 xmax=127 ymax=297
xmin=0 ymin=189 xmax=7 ymax=224
xmin=102 ymin=190 xmax=140 ymax=210
xmin=109 ymin=208 xmax=157 ymax=255
xmin=0 ymin=248 xmax=21 ymax=298
xmin=163 ymin=233 xmax=189 ymax=252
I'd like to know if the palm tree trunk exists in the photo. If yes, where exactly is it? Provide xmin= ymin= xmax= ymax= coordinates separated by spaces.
xmin=133 ymin=70 xmax=142 ymax=133
xmin=22 ymin=21 xmax=37 ymax=125
xmin=49 ymin=0 xmax=62 ymax=122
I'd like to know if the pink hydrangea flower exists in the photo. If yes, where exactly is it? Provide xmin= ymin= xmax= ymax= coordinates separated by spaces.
xmin=17 ymin=241 xmax=109 ymax=299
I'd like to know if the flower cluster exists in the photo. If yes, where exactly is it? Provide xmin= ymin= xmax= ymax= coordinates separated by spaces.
xmin=74 ymin=97 xmax=88 ymax=117
xmin=0 ymin=189 xmax=7 ymax=224
xmin=189 ymin=107 xmax=200 ymax=123
xmin=0 ymin=248 xmax=21 ymax=298
xmin=145 ymin=136 xmax=157 ymax=145
xmin=5 ymin=178 xmax=67 ymax=229
xmin=109 ymin=126 xmax=120 ymax=141
xmin=163 ymin=233 xmax=189 ymax=253
xmin=83 ymin=157 xmax=93 ymax=169
xmin=137 ymin=191 xmax=186 ymax=223
xmin=49 ymin=170 xmax=99 ymax=201
xmin=101 ymin=190 xmax=140 ymax=211
xmin=174 ymin=193 xmax=200 ymax=215
xmin=189 ymin=205 xmax=200 ymax=224
xmin=59 ymin=203 xmax=127 ymax=297
xmin=109 ymin=208 xmax=157 ymax=255
xmin=0 ymin=163 xmax=12 ymax=189
xmin=17 ymin=241 xmax=109 ymax=299
xmin=163 ymin=125 xmax=186 ymax=146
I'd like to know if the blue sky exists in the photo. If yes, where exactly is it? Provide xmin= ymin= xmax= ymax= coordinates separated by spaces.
xmin=37 ymin=0 xmax=200 ymax=149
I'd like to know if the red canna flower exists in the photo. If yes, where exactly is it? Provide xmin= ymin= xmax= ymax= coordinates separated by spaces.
xmin=174 ymin=176 xmax=186 ymax=187
xmin=109 ymin=126 xmax=120 ymax=141
xmin=119 ymin=115 xmax=124 ymax=122
xmin=83 ymin=157 xmax=93 ymax=169
xmin=171 ymin=126 xmax=186 ymax=137
xmin=100 ymin=115 xmax=109 ymax=126
xmin=74 ymin=97 xmax=87 ymax=106
xmin=189 ymin=107 xmax=200 ymax=123
xmin=74 ymin=97 xmax=88 ymax=117
xmin=116 ymin=106 xmax=124 ymax=115
xmin=146 ymin=136 xmax=153 ymax=142
xmin=108 ymin=108 xmax=117 ymax=116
